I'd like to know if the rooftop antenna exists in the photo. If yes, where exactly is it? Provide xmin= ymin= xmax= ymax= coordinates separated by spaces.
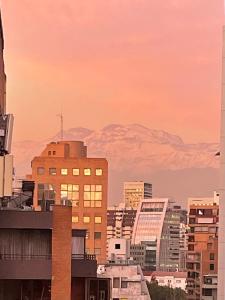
xmin=57 ymin=111 xmax=64 ymax=141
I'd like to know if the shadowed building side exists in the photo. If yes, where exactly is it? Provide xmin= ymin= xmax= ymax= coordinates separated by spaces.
xmin=0 ymin=11 xmax=6 ymax=115
xmin=218 ymin=26 xmax=225 ymax=300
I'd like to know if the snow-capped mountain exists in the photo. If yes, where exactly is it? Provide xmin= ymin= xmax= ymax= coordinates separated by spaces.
xmin=12 ymin=124 xmax=219 ymax=207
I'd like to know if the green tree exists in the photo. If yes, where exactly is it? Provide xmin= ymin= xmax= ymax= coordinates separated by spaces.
xmin=147 ymin=282 xmax=187 ymax=300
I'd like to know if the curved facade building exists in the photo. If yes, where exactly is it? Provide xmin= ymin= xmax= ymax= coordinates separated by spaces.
xmin=132 ymin=198 xmax=186 ymax=272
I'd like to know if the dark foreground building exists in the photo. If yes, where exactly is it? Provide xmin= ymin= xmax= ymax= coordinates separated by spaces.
xmin=0 ymin=206 xmax=110 ymax=300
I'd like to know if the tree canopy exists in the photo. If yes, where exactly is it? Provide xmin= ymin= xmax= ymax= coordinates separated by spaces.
xmin=147 ymin=282 xmax=187 ymax=300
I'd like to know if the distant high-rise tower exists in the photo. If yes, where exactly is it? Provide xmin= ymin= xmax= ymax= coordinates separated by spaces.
xmin=218 ymin=26 xmax=225 ymax=300
xmin=124 ymin=181 xmax=152 ymax=208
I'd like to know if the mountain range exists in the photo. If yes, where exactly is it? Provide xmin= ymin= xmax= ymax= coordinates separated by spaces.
xmin=12 ymin=124 xmax=220 ymax=207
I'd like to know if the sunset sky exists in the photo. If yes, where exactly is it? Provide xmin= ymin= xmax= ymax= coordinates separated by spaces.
xmin=1 ymin=0 xmax=224 ymax=143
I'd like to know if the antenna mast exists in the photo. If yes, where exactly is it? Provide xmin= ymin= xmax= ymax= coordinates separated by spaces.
xmin=57 ymin=113 xmax=64 ymax=141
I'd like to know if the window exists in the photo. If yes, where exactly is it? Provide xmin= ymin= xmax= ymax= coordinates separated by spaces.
xmin=37 ymin=167 xmax=45 ymax=175
xmin=73 ymin=168 xmax=80 ymax=176
xmin=188 ymin=245 xmax=194 ymax=251
xmin=95 ymin=216 xmax=102 ymax=224
xmin=72 ymin=216 xmax=79 ymax=223
xmin=48 ymin=151 xmax=51 ymax=156
xmin=49 ymin=168 xmax=56 ymax=175
xmin=121 ymin=279 xmax=128 ymax=288
xmin=61 ymin=168 xmax=68 ymax=175
xmin=94 ymin=232 xmax=101 ymax=239
xmin=113 ymin=278 xmax=120 ymax=288
xmin=84 ymin=168 xmax=91 ymax=176
xmin=115 ymin=244 xmax=121 ymax=250
xmin=210 ymin=264 xmax=214 ymax=271
xmin=94 ymin=248 xmax=101 ymax=255
xmin=84 ymin=185 xmax=102 ymax=207
xmin=60 ymin=184 xmax=79 ymax=207
xmin=53 ymin=151 xmax=56 ymax=155
xmin=96 ymin=168 xmax=103 ymax=176
xmin=38 ymin=183 xmax=55 ymax=200
xmin=210 ymin=253 xmax=215 ymax=260
xmin=83 ymin=216 xmax=90 ymax=223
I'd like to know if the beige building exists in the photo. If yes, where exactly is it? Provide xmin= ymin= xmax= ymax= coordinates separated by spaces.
xmin=124 ymin=181 xmax=152 ymax=208
xmin=29 ymin=140 xmax=108 ymax=263
xmin=98 ymin=263 xmax=151 ymax=300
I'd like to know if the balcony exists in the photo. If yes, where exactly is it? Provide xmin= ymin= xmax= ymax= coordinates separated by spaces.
xmin=0 ymin=253 xmax=97 ymax=280
xmin=71 ymin=254 xmax=97 ymax=278
xmin=0 ymin=254 xmax=51 ymax=280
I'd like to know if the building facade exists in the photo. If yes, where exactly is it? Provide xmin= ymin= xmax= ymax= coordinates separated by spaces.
xmin=186 ymin=195 xmax=219 ymax=300
xmin=98 ymin=263 xmax=151 ymax=300
xmin=107 ymin=203 xmax=136 ymax=240
xmin=0 ymin=206 xmax=110 ymax=300
xmin=132 ymin=198 xmax=187 ymax=272
xmin=30 ymin=141 xmax=108 ymax=263
xmin=124 ymin=182 xmax=152 ymax=208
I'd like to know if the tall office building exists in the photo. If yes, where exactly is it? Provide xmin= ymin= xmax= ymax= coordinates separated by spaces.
xmin=30 ymin=141 xmax=108 ymax=263
xmin=131 ymin=198 xmax=186 ymax=272
xmin=186 ymin=195 xmax=219 ymax=300
xmin=124 ymin=181 xmax=152 ymax=208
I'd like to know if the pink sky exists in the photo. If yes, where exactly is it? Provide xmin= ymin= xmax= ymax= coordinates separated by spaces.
xmin=1 ymin=0 xmax=224 ymax=142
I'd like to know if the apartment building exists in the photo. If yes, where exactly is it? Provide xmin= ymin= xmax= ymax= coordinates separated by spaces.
xmin=30 ymin=141 xmax=108 ymax=263
xmin=0 ymin=205 xmax=110 ymax=300
xmin=186 ymin=195 xmax=219 ymax=300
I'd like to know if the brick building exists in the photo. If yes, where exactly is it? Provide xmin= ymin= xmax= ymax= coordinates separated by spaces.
xmin=29 ymin=141 xmax=108 ymax=263
xmin=186 ymin=195 xmax=219 ymax=300
xmin=0 ymin=205 xmax=110 ymax=300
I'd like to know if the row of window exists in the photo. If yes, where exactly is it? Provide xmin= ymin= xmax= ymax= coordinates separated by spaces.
xmin=38 ymin=183 xmax=103 ymax=208
xmin=37 ymin=167 xmax=103 ymax=176
xmin=72 ymin=215 xmax=102 ymax=224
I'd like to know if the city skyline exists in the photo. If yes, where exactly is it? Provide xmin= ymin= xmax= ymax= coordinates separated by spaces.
xmin=1 ymin=0 xmax=223 ymax=143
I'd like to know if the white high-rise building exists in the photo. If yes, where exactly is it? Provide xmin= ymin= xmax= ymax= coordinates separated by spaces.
xmin=132 ymin=198 xmax=187 ymax=271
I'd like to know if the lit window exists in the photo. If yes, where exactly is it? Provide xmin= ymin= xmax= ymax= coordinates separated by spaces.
xmin=95 ymin=216 xmax=102 ymax=224
xmin=84 ymin=168 xmax=91 ymax=176
xmin=60 ymin=184 xmax=79 ymax=207
xmin=83 ymin=216 xmax=90 ymax=223
xmin=96 ymin=168 xmax=103 ymax=176
xmin=61 ymin=168 xmax=68 ymax=175
xmin=72 ymin=216 xmax=79 ymax=223
xmin=49 ymin=168 xmax=56 ymax=175
xmin=84 ymin=185 xmax=102 ymax=207
xmin=73 ymin=168 xmax=80 ymax=176
xmin=37 ymin=167 xmax=45 ymax=175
